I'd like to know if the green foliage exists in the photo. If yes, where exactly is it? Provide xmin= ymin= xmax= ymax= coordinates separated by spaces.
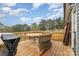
xmin=46 ymin=19 xmax=54 ymax=30
xmin=0 ymin=22 xmax=13 ymax=32
xmin=0 ymin=17 xmax=65 ymax=32
xmin=31 ymin=23 xmax=39 ymax=31
xmin=12 ymin=24 xmax=30 ymax=32
xmin=55 ymin=17 xmax=65 ymax=29
xmin=39 ymin=19 xmax=47 ymax=31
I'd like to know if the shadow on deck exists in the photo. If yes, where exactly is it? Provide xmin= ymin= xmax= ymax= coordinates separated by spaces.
xmin=40 ymin=40 xmax=74 ymax=56
xmin=16 ymin=40 xmax=74 ymax=56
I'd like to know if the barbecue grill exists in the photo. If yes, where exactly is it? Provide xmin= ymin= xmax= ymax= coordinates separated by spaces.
xmin=1 ymin=33 xmax=20 ymax=56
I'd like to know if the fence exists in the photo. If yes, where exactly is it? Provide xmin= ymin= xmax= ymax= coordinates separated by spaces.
xmin=15 ymin=30 xmax=65 ymax=41
xmin=51 ymin=29 xmax=65 ymax=41
xmin=15 ymin=31 xmax=51 ymax=41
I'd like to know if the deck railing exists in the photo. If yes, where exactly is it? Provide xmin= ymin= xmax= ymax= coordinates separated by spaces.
xmin=14 ymin=30 xmax=65 ymax=41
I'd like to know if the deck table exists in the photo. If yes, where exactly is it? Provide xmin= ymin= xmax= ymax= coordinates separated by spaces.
xmin=26 ymin=33 xmax=52 ymax=51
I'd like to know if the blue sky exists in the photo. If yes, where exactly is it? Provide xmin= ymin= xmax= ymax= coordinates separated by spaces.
xmin=0 ymin=3 xmax=64 ymax=26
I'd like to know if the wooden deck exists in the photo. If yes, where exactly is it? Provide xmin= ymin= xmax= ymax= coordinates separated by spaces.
xmin=16 ymin=40 xmax=74 ymax=56
xmin=16 ymin=40 xmax=41 ymax=56
xmin=40 ymin=40 xmax=74 ymax=56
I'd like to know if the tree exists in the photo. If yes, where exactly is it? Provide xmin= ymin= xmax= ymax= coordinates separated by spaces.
xmin=55 ymin=17 xmax=65 ymax=29
xmin=22 ymin=24 xmax=30 ymax=31
xmin=59 ymin=19 xmax=65 ymax=29
xmin=31 ymin=23 xmax=39 ymax=31
xmin=0 ymin=22 xmax=13 ymax=32
xmin=39 ymin=19 xmax=47 ymax=31
xmin=46 ymin=19 xmax=54 ymax=30
xmin=12 ymin=24 xmax=30 ymax=32
xmin=0 ymin=17 xmax=65 ymax=32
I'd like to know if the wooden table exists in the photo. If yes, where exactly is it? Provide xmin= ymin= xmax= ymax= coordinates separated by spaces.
xmin=26 ymin=33 xmax=52 ymax=41
xmin=26 ymin=33 xmax=52 ymax=51
xmin=26 ymin=33 xmax=42 ymax=41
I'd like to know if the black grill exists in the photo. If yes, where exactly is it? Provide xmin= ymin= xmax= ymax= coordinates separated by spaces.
xmin=1 ymin=33 xmax=20 ymax=56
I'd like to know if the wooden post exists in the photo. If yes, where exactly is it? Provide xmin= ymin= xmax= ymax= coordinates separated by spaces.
xmin=63 ymin=21 xmax=71 ymax=46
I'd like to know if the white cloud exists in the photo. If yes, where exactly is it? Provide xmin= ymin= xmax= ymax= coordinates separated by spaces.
xmin=3 ymin=3 xmax=16 ymax=7
xmin=1 ymin=7 xmax=29 ymax=16
xmin=20 ymin=17 xmax=31 ymax=23
xmin=47 ymin=13 xmax=51 ymax=17
xmin=20 ymin=16 xmax=42 ymax=24
xmin=32 ymin=3 xmax=44 ymax=9
xmin=1 ymin=3 xmax=29 ymax=16
xmin=1 ymin=7 xmax=11 ymax=13
xmin=48 ymin=3 xmax=63 ymax=10
xmin=9 ymin=8 xmax=29 ymax=16
xmin=33 ymin=17 xmax=42 ymax=24
xmin=47 ymin=12 xmax=63 ymax=19
xmin=47 ymin=3 xmax=63 ymax=19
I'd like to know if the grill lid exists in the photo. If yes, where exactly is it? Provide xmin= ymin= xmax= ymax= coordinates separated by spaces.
xmin=1 ymin=33 xmax=19 ymax=40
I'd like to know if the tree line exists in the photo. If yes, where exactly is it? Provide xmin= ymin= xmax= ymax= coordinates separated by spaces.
xmin=0 ymin=17 xmax=65 ymax=32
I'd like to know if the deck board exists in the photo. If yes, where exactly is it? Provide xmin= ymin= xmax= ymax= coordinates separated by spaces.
xmin=16 ymin=40 xmax=74 ymax=56
xmin=41 ymin=40 xmax=74 ymax=56
xmin=16 ymin=40 xmax=41 ymax=56
xmin=0 ymin=40 xmax=74 ymax=56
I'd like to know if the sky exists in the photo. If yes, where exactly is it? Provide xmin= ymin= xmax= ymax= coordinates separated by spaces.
xmin=0 ymin=3 xmax=64 ymax=26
